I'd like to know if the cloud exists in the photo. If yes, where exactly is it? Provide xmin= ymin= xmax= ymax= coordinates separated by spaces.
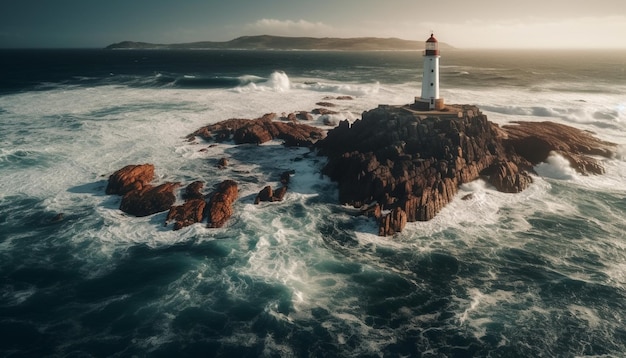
xmin=423 ymin=15 xmax=626 ymax=48
xmin=245 ymin=19 xmax=334 ymax=37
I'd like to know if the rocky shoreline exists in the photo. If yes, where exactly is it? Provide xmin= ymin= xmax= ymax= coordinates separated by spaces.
xmin=104 ymin=102 xmax=616 ymax=236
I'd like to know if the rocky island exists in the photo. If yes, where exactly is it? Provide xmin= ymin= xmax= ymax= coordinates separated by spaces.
xmin=317 ymin=104 xmax=615 ymax=235
xmin=104 ymin=100 xmax=615 ymax=236
xmin=100 ymin=32 xmax=616 ymax=235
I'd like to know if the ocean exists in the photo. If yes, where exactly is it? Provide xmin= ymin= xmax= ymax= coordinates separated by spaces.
xmin=1 ymin=48 xmax=626 ymax=357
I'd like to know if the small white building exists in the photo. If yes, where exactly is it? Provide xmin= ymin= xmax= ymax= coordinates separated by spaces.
xmin=414 ymin=33 xmax=445 ymax=111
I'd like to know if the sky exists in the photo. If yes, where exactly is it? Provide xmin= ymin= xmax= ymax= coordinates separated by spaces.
xmin=1 ymin=0 xmax=625 ymax=49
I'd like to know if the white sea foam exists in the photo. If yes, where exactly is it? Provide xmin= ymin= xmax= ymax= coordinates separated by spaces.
xmin=535 ymin=152 xmax=578 ymax=180
xmin=235 ymin=71 xmax=291 ymax=93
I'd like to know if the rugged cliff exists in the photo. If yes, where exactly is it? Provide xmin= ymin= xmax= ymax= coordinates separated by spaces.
xmin=317 ymin=104 xmax=528 ymax=235
xmin=316 ymin=104 xmax=614 ymax=236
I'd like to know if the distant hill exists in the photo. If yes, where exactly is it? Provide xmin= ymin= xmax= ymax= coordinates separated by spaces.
xmin=105 ymin=35 xmax=454 ymax=51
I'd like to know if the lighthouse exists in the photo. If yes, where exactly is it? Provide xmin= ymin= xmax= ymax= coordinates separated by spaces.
xmin=415 ymin=33 xmax=445 ymax=110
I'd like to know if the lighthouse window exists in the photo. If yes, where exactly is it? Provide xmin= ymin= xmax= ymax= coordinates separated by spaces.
xmin=431 ymin=69 xmax=434 ymax=73
xmin=430 ymin=83 xmax=434 ymax=86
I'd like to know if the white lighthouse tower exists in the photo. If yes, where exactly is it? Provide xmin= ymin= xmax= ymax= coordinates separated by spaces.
xmin=415 ymin=33 xmax=445 ymax=110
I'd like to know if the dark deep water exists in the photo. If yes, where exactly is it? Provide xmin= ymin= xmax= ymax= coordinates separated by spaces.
xmin=1 ymin=49 xmax=626 ymax=357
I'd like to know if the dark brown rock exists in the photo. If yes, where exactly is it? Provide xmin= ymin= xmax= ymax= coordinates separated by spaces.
xmin=183 ymin=181 xmax=204 ymax=200
xmin=119 ymin=182 xmax=180 ymax=217
xmin=312 ymin=108 xmax=339 ymax=115
xmin=273 ymin=121 xmax=325 ymax=147
xmin=487 ymin=160 xmax=533 ymax=193
xmin=280 ymin=170 xmax=295 ymax=185
xmin=360 ymin=203 xmax=382 ymax=219
xmin=206 ymin=180 xmax=238 ymax=228
xmin=296 ymin=111 xmax=313 ymax=121
xmin=263 ymin=113 xmax=278 ymax=121
xmin=316 ymin=102 xmax=336 ymax=107
xmin=217 ymin=157 xmax=228 ymax=168
xmin=502 ymin=121 xmax=615 ymax=175
xmin=206 ymin=193 xmax=233 ymax=228
xmin=272 ymin=186 xmax=288 ymax=201
xmin=322 ymin=96 xmax=354 ymax=101
xmin=254 ymin=186 xmax=273 ymax=204
xmin=166 ymin=199 xmax=206 ymax=230
xmin=106 ymin=164 xmax=155 ymax=195
xmin=189 ymin=116 xmax=325 ymax=147
xmin=254 ymin=185 xmax=288 ymax=204
xmin=165 ymin=181 xmax=208 ymax=230
xmin=233 ymin=120 xmax=275 ymax=144
xmin=286 ymin=113 xmax=297 ymax=122
xmin=379 ymin=207 xmax=407 ymax=236
xmin=317 ymin=104 xmax=522 ymax=235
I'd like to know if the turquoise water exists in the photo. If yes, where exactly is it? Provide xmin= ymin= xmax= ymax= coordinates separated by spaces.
xmin=1 ymin=49 xmax=626 ymax=357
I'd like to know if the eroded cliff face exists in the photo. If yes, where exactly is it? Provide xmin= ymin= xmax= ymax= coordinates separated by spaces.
xmin=317 ymin=104 xmax=533 ymax=236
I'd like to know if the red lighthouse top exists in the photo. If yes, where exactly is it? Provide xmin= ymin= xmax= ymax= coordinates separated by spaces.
xmin=424 ymin=33 xmax=439 ymax=56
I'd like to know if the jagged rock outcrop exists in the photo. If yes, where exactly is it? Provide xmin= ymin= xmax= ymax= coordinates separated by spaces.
xmin=379 ymin=207 xmax=407 ymax=236
xmin=254 ymin=170 xmax=294 ymax=204
xmin=317 ymin=105 xmax=616 ymax=235
xmin=120 ymin=182 xmax=180 ymax=217
xmin=254 ymin=185 xmax=288 ymax=204
xmin=317 ymin=104 xmax=532 ymax=235
xmin=206 ymin=180 xmax=238 ymax=228
xmin=105 ymin=165 xmax=240 ymax=229
xmin=502 ymin=121 xmax=616 ymax=175
xmin=486 ymin=160 xmax=533 ymax=193
xmin=105 ymin=164 xmax=154 ymax=195
xmin=188 ymin=113 xmax=325 ymax=147
xmin=166 ymin=199 xmax=206 ymax=230
xmin=182 ymin=181 xmax=204 ymax=200
xmin=166 ymin=181 xmax=207 ymax=230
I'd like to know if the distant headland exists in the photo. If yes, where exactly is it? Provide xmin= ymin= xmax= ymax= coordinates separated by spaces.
xmin=105 ymin=35 xmax=455 ymax=51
